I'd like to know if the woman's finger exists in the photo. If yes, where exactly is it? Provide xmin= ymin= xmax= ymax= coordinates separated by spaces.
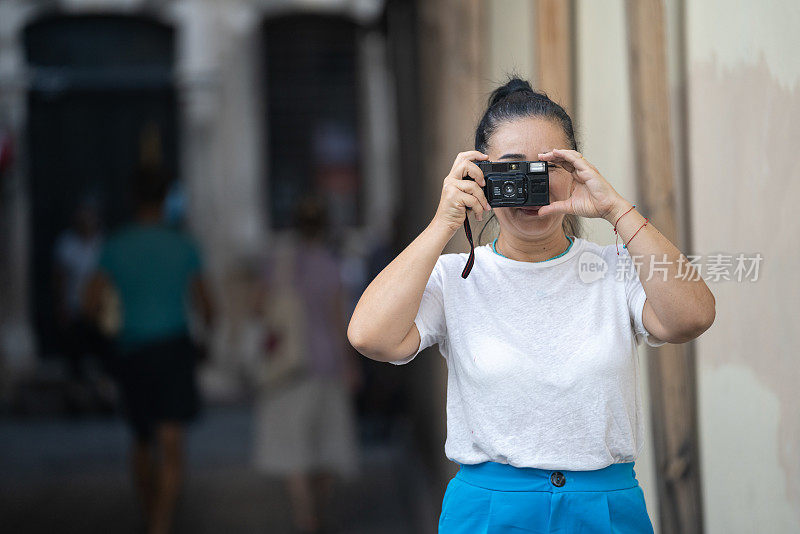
xmin=447 ymin=159 xmax=486 ymax=187
xmin=536 ymin=152 xmax=576 ymax=174
xmin=453 ymin=178 xmax=491 ymax=211
xmin=456 ymin=190 xmax=485 ymax=221
xmin=538 ymin=149 xmax=595 ymax=180
xmin=457 ymin=150 xmax=490 ymax=163
xmin=462 ymin=160 xmax=487 ymax=187
xmin=450 ymin=151 xmax=489 ymax=174
xmin=536 ymin=198 xmax=574 ymax=217
xmin=539 ymin=148 xmax=587 ymax=166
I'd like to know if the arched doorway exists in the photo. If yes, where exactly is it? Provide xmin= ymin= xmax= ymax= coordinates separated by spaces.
xmin=262 ymin=15 xmax=363 ymax=231
xmin=24 ymin=14 xmax=178 ymax=356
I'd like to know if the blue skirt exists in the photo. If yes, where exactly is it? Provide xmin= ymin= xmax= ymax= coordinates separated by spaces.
xmin=439 ymin=461 xmax=654 ymax=533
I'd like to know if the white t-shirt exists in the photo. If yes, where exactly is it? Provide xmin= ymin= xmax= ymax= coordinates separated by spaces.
xmin=392 ymin=236 xmax=666 ymax=471
xmin=55 ymin=230 xmax=103 ymax=317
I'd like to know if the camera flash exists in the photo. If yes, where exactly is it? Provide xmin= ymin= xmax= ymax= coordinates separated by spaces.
xmin=529 ymin=162 xmax=545 ymax=173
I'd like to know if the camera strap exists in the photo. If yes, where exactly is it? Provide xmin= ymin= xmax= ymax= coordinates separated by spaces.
xmin=461 ymin=217 xmax=475 ymax=279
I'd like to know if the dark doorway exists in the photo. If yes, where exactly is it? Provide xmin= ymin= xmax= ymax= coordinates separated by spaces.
xmin=262 ymin=15 xmax=363 ymax=230
xmin=24 ymin=15 xmax=178 ymax=356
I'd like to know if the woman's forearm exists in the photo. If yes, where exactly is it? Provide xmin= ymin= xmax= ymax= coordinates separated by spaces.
xmin=348 ymin=218 xmax=454 ymax=361
xmin=605 ymin=200 xmax=716 ymax=341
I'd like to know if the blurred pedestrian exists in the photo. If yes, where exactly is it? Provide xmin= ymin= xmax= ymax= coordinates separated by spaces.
xmin=84 ymin=167 xmax=213 ymax=534
xmin=251 ymin=197 xmax=361 ymax=534
xmin=53 ymin=196 xmax=112 ymax=413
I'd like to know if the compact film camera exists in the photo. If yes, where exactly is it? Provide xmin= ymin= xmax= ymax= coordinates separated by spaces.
xmin=466 ymin=160 xmax=551 ymax=208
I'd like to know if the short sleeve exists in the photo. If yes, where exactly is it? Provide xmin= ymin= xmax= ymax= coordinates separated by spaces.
xmin=619 ymin=249 xmax=667 ymax=348
xmin=390 ymin=258 xmax=447 ymax=365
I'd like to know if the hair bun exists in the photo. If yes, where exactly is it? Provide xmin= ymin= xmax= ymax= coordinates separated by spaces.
xmin=488 ymin=77 xmax=535 ymax=107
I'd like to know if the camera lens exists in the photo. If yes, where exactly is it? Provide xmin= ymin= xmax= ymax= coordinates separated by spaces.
xmin=502 ymin=181 xmax=516 ymax=198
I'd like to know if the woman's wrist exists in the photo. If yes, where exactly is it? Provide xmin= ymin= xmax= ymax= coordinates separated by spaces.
xmin=428 ymin=216 xmax=460 ymax=242
xmin=603 ymin=197 xmax=635 ymax=225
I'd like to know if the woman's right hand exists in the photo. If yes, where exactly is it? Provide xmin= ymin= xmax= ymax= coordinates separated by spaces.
xmin=433 ymin=151 xmax=492 ymax=233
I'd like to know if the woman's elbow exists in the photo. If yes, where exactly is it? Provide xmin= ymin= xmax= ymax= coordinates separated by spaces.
xmin=694 ymin=302 xmax=716 ymax=337
xmin=347 ymin=321 xmax=410 ymax=363
xmin=694 ymin=291 xmax=716 ymax=336
xmin=347 ymin=321 xmax=385 ymax=361
xmin=672 ymin=300 xmax=716 ymax=343
xmin=346 ymin=320 xmax=368 ymax=353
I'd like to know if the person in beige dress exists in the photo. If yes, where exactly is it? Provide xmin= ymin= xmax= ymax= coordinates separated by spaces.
xmin=251 ymin=199 xmax=361 ymax=534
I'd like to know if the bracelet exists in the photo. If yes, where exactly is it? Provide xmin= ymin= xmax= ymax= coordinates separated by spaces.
xmin=613 ymin=204 xmax=636 ymax=231
xmin=613 ymin=204 xmax=636 ymax=255
xmin=622 ymin=217 xmax=649 ymax=252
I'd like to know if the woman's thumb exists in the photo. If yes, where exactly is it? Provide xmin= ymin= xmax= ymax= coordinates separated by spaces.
xmin=537 ymin=200 xmax=570 ymax=217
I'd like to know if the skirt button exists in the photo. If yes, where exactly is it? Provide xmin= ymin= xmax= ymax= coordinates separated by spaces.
xmin=550 ymin=471 xmax=566 ymax=487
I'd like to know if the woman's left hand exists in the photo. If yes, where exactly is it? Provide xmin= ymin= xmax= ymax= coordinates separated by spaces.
xmin=535 ymin=149 xmax=627 ymax=221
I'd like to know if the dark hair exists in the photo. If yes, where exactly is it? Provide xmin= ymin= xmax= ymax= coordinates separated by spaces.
xmin=132 ymin=166 xmax=170 ymax=208
xmin=475 ymin=77 xmax=581 ymax=242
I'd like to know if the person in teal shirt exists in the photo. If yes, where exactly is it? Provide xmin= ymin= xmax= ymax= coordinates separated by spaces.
xmin=98 ymin=220 xmax=202 ymax=352
xmin=85 ymin=166 xmax=213 ymax=534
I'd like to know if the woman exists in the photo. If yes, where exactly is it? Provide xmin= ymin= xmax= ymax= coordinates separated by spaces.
xmin=347 ymin=78 xmax=715 ymax=533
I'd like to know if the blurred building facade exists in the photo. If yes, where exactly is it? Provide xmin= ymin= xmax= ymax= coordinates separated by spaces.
xmin=1 ymin=1 xmax=799 ymax=534
xmin=0 ymin=0 xmax=405 ymax=391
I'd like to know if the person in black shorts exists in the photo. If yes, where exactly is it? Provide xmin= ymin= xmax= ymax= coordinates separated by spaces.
xmin=85 ymin=167 xmax=213 ymax=534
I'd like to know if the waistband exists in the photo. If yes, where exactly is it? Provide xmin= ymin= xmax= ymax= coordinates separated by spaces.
xmin=455 ymin=461 xmax=639 ymax=492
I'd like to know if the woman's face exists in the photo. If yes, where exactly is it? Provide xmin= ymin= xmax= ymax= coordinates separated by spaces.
xmin=485 ymin=116 xmax=573 ymax=241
